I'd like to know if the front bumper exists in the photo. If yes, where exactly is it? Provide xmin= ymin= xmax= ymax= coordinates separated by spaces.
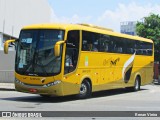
xmin=15 ymin=81 xmax=63 ymax=96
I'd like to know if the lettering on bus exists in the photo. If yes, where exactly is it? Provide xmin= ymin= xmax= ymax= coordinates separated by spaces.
xmin=30 ymin=78 xmax=41 ymax=81
xmin=82 ymin=70 xmax=91 ymax=73
xmin=103 ymin=58 xmax=112 ymax=66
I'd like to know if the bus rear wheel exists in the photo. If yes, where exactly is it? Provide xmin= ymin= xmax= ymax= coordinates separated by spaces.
xmin=134 ymin=76 xmax=141 ymax=91
xmin=126 ymin=76 xmax=141 ymax=92
xmin=77 ymin=80 xmax=91 ymax=99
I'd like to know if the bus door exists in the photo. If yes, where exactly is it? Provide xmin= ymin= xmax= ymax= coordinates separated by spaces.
xmin=63 ymin=30 xmax=80 ymax=95
xmin=64 ymin=30 xmax=80 ymax=75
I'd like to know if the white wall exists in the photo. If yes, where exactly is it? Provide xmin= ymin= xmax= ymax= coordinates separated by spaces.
xmin=0 ymin=0 xmax=52 ymax=38
xmin=0 ymin=0 xmax=52 ymax=83
xmin=0 ymin=33 xmax=2 ymax=50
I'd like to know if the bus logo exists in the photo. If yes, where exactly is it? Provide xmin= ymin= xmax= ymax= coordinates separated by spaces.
xmin=122 ymin=53 xmax=136 ymax=83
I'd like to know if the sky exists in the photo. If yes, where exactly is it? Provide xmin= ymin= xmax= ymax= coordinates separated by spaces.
xmin=48 ymin=0 xmax=160 ymax=32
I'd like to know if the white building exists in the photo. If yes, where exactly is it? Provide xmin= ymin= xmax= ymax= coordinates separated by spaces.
xmin=120 ymin=21 xmax=137 ymax=36
xmin=0 ymin=0 xmax=52 ymax=83
xmin=0 ymin=0 xmax=52 ymax=50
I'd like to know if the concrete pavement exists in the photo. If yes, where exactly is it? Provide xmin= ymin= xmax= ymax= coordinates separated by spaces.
xmin=0 ymin=83 xmax=15 ymax=90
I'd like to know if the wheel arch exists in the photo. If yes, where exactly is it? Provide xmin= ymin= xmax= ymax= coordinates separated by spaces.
xmin=77 ymin=76 xmax=92 ymax=99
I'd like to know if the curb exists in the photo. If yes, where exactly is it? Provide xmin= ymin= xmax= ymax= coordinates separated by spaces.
xmin=0 ymin=83 xmax=15 ymax=91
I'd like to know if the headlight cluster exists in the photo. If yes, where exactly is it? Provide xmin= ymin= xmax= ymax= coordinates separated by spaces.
xmin=15 ymin=78 xmax=24 ymax=85
xmin=43 ymin=80 xmax=61 ymax=88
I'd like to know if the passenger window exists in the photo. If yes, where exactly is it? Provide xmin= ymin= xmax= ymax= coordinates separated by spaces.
xmin=82 ymin=31 xmax=99 ymax=52
xmin=82 ymin=31 xmax=92 ymax=51
xmin=99 ymin=35 xmax=110 ymax=52
xmin=82 ymin=31 xmax=153 ymax=56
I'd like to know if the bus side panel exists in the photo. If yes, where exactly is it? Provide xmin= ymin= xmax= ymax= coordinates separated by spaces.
xmin=78 ymin=52 xmax=126 ymax=92
xmin=62 ymin=73 xmax=81 ymax=96
xmin=78 ymin=52 xmax=153 ymax=92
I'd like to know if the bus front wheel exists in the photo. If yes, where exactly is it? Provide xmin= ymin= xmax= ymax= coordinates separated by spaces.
xmin=77 ymin=80 xmax=91 ymax=99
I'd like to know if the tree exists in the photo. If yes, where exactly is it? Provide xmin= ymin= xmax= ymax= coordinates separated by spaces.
xmin=136 ymin=13 xmax=160 ymax=61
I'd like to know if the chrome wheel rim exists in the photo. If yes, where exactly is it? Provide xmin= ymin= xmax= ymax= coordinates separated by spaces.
xmin=80 ymin=83 xmax=87 ymax=95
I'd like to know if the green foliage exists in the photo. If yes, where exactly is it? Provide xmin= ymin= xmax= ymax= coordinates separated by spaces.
xmin=136 ymin=13 xmax=160 ymax=61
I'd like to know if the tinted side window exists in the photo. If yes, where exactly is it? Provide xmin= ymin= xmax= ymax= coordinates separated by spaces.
xmin=82 ymin=31 xmax=99 ymax=52
xmin=110 ymin=36 xmax=125 ymax=53
xmin=82 ymin=31 xmax=153 ymax=56
xmin=136 ymin=41 xmax=143 ymax=55
xmin=144 ymin=42 xmax=153 ymax=56
xmin=136 ymin=41 xmax=153 ymax=56
xmin=125 ymin=39 xmax=136 ymax=54
xmin=99 ymin=34 xmax=111 ymax=52
xmin=82 ymin=31 xmax=92 ymax=51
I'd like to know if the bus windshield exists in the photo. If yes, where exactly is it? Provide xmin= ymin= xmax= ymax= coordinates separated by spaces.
xmin=15 ymin=29 xmax=64 ymax=76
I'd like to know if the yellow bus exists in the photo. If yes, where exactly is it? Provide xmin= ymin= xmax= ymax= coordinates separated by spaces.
xmin=4 ymin=23 xmax=154 ymax=99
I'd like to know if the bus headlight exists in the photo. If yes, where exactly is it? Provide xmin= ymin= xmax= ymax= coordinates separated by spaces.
xmin=15 ymin=78 xmax=24 ymax=85
xmin=43 ymin=80 xmax=61 ymax=88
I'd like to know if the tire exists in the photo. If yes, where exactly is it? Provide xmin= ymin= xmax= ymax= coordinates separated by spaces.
xmin=125 ymin=76 xmax=140 ymax=92
xmin=133 ymin=77 xmax=140 ymax=91
xmin=77 ymin=80 xmax=92 ymax=99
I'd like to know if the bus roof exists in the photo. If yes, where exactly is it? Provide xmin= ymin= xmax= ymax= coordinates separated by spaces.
xmin=22 ymin=23 xmax=153 ymax=43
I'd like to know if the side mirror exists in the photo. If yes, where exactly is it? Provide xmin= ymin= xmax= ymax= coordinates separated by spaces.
xmin=54 ymin=41 xmax=65 ymax=56
xmin=4 ymin=39 xmax=16 ymax=54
